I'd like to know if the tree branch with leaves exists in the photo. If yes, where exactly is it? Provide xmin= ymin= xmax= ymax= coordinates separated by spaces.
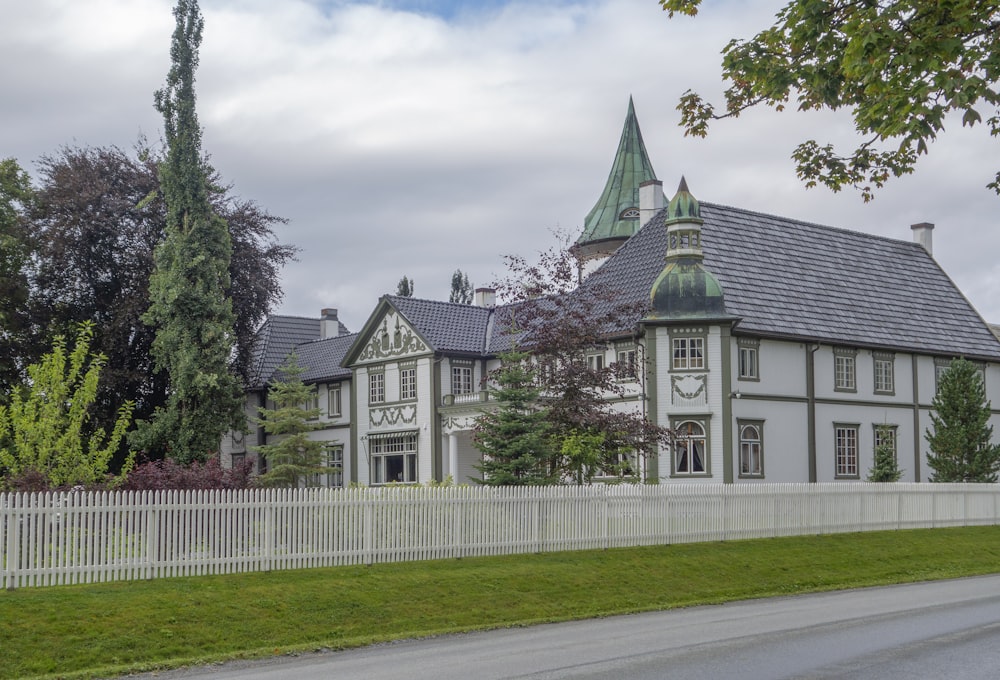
xmin=661 ymin=0 xmax=1000 ymax=200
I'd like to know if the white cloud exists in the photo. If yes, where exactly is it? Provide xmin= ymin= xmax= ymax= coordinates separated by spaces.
xmin=2 ymin=0 xmax=997 ymax=330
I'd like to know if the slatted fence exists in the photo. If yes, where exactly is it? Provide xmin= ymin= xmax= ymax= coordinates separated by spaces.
xmin=3 ymin=483 xmax=998 ymax=589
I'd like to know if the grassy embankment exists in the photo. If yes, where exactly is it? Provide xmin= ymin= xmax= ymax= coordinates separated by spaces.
xmin=2 ymin=525 xmax=1000 ymax=679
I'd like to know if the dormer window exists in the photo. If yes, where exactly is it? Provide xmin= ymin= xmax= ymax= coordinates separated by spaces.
xmin=619 ymin=207 xmax=640 ymax=220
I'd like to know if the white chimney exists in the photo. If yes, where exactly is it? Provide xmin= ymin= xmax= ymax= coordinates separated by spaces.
xmin=639 ymin=179 xmax=665 ymax=226
xmin=911 ymin=222 xmax=934 ymax=255
xmin=474 ymin=287 xmax=496 ymax=308
xmin=320 ymin=308 xmax=340 ymax=338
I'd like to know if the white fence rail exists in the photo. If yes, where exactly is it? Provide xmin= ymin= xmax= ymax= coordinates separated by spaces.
xmin=3 ymin=483 xmax=999 ymax=589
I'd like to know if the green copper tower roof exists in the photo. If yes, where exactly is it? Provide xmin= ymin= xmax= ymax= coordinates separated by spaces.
xmin=647 ymin=178 xmax=731 ymax=322
xmin=575 ymin=97 xmax=659 ymax=250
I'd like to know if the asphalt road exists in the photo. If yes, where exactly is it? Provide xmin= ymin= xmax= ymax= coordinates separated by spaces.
xmin=121 ymin=574 xmax=1000 ymax=679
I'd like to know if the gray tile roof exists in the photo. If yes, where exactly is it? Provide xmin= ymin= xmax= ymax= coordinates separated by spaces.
xmin=247 ymin=316 xmax=322 ymax=389
xmin=586 ymin=202 xmax=1000 ymax=360
xmin=294 ymin=333 xmax=358 ymax=383
xmin=388 ymin=295 xmax=494 ymax=354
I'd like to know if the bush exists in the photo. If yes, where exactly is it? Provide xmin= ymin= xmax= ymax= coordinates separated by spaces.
xmin=121 ymin=456 xmax=254 ymax=490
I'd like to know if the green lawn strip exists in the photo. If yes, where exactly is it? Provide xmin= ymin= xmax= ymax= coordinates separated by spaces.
xmin=2 ymin=526 xmax=999 ymax=680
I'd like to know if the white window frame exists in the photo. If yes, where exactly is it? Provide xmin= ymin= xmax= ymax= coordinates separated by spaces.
xmin=834 ymin=424 xmax=860 ymax=478
xmin=615 ymin=347 xmax=638 ymax=381
xmin=451 ymin=363 xmax=473 ymax=395
xmin=738 ymin=345 xmax=759 ymax=381
xmin=400 ymin=365 xmax=417 ymax=401
xmin=369 ymin=371 xmax=385 ymax=405
xmin=834 ymin=349 xmax=857 ymax=392
xmin=672 ymin=337 xmax=705 ymax=370
xmin=587 ymin=352 xmax=606 ymax=371
xmin=873 ymin=354 xmax=895 ymax=395
xmin=328 ymin=384 xmax=342 ymax=418
xmin=370 ymin=434 xmax=417 ymax=485
xmin=311 ymin=444 xmax=343 ymax=488
xmin=673 ymin=420 xmax=708 ymax=476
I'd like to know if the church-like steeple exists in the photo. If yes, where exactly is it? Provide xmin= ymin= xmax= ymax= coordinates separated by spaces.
xmin=573 ymin=97 xmax=661 ymax=261
xmin=647 ymin=178 xmax=729 ymax=321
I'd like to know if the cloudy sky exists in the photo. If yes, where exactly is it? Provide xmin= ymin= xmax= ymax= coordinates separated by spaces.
xmin=3 ymin=0 xmax=998 ymax=331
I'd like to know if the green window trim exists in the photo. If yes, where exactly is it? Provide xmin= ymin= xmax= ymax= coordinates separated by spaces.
xmin=737 ymin=419 xmax=765 ymax=479
xmin=737 ymin=337 xmax=760 ymax=382
xmin=669 ymin=416 xmax=712 ymax=477
xmin=833 ymin=422 xmax=861 ymax=479
xmin=833 ymin=347 xmax=858 ymax=393
xmin=872 ymin=351 xmax=895 ymax=396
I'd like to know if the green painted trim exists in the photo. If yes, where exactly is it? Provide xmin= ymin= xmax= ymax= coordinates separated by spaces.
xmin=736 ymin=418 xmax=766 ymax=479
xmin=806 ymin=343 xmax=818 ymax=483
xmin=668 ymin=414 xmax=713 ymax=478
xmin=643 ymin=327 xmax=659 ymax=481
xmin=911 ymin=355 xmax=922 ymax=482
xmin=349 ymin=380 xmax=359 ymax=484
xmin=432 ymin=355 xmax=443 ymax=482
xmin=721 ymin=324 xmax=734 ymax=484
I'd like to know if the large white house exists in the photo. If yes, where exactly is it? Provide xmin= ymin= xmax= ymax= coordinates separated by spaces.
xmin=223 ymin=100 xmax=1000 ymax=486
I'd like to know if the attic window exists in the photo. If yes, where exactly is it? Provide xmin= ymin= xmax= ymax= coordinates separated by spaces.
xmin=619 ymin=207 xmax=640 ymax=219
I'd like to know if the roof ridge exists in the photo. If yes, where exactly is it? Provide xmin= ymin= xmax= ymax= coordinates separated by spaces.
xmin=700 ymin=201 xmax=926 ymax=249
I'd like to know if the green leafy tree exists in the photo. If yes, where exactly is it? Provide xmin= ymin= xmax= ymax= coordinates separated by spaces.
xmin=0 ymin=323 xmax=134 ymax=489
xmin=396 ymin=275 xmax=414 ymax=297
xmin=925 ymin=358 xmax=1000 ymax=482
xmin=661 ymin=0 xmax=1000 ymax=199
xmin=0 ymin=158 xmax=33 ymax=397
xmin=449 ymin=269 xmax=473 ymax=304
xmin=29 ymin=143 xmax=294 ymax=456
xmin=132 ymin=0 xmax=244 ymax=463
xmin=867 ymin=426 xmax=903 ymax=483
xmin=253 ymin=354 xmax=326 ymax=487
xmin=493 ymin=233 xmax=671 ymax=482
xmin=473 ymin=350 xmax=556 ymax=485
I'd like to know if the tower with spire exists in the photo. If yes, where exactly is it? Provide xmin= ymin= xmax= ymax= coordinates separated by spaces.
xmin=572 ymin=97 xmax=664 ymax=271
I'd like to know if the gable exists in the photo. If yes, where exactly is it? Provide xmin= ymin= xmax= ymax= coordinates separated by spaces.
xmin=349 ymin=304 xmax=432 ymax=366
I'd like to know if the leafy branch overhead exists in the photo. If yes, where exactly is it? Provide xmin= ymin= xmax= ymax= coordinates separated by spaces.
xmin=660 ymin=0 xmax=1000 ymax=200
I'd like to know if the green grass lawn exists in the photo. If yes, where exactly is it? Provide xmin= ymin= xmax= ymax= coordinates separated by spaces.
xmin=3 ymin=526 xmax=1000 ymax=680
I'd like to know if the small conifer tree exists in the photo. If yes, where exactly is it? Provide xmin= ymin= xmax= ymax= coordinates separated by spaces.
xmin=253 ymin=354 xmax=327 ymax=487
xmin=925 ymin=358 xmax=1000 ymax=482
xmin=473 ymin=350 xmax=556 ymax=485
xmin=866 ymin=425 xmax=902 ymax=482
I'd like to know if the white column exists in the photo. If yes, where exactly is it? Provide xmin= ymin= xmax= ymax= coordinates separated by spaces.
xmin=449 ymin=433 xmax=459 ymax=480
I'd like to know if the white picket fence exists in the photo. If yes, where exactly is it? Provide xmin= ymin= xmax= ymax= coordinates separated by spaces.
xmin=3 ymin=483 xmax=999 ymax=589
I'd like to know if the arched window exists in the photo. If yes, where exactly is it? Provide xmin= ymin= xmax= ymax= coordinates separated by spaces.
xmin=739 ymin=424 xmax=762 ymax=477
xmin=675 ymin=421 xmax=706 ymax=474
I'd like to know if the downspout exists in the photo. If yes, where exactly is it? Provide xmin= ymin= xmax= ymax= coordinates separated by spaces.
xmin=806 ymin=342 xmax=820 ymax=483
xmin=911 ymin=355 xmax=921 ymax=482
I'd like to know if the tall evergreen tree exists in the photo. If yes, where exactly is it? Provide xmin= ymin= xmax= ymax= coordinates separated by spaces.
xmin=132 ymin=0 xmax=243 ymax=463
xmin=449 ymin=269 xmax=473 ymax=304
xmin=473 ymin=350 xmax=556 ymax=485
xmin=925 ymin=358 xmax=1000 ymax=482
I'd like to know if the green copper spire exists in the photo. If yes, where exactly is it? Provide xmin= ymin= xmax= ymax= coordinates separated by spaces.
xmin=575 ymin=97 xmax=659 ymax=251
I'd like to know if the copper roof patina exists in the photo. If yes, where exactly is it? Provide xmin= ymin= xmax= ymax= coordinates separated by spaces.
xmin=575 ymin=97 xmax=660 ymax=251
